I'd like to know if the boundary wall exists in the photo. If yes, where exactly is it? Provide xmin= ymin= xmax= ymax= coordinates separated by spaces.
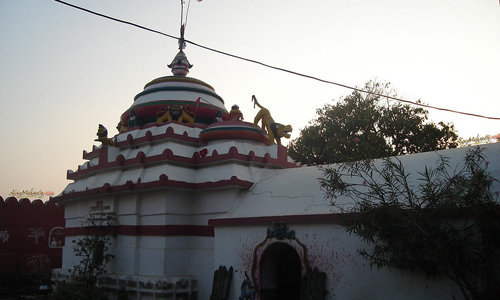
xmin=0 ymin=197 xmax=64 ymax=275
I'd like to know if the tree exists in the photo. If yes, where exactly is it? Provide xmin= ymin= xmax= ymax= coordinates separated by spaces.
xmin=51 ymin=216 xmax=114 ymax=300
xmin=319 ymin=146 xmax=500 ymax=300
xmin=288 ymin=80 xmax=458 ymax=165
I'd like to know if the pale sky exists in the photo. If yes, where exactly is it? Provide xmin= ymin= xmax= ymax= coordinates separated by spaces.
xmin=1 ymin=0 xmax=499 ymax=199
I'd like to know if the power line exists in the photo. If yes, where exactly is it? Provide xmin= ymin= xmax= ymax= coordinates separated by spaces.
xmin=53 ymin=0 xmax=500 ymax=121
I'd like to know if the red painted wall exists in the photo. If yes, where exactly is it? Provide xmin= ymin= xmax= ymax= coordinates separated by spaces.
xmin=0 ymin=197 xmax=64 ymax=274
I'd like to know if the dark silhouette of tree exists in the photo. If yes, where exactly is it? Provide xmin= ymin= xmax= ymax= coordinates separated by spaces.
xmin=288 ymin=80 xmax=458 ymax=165
xmin=319 ymin=146 xmax=500 ymax=300
xmin=51 ymin=216 xmax=114 ymax=300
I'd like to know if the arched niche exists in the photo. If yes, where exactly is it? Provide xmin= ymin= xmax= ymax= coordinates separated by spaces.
xmin=251 ymin=223 xmax=309 ymax=300
xmin=259 ymin=242 xmax=301 ymax=300
xmin=48 ymin=227 xmax=64 ymax=248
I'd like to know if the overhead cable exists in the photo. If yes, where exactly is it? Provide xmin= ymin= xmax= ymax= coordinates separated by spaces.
xmin=53 ymin=0 xmax=500 ymax=121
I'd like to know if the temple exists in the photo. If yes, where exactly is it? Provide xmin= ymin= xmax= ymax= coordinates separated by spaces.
xmin=52 ymin=47 xmax=500 ymax=300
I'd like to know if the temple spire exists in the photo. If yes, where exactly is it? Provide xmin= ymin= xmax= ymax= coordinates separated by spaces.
xmin=167 ymin=0 xmax=201 ymax=76
xmin=168 ymin=48 xmax=192 ymax=77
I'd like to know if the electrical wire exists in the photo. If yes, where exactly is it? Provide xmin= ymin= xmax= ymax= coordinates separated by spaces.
xmin=53 ymin=0 xmax=500 ymax=121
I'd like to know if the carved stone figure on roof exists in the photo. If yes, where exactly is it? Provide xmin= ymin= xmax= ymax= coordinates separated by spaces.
xmin=156 ymin=105 xmax=196 ymax=124
xmin=128 ymin=109 xmax=142 ymax=129
xmin=95 ymin=124 xmax=115 ymax=147
xmin=230 ymin=104 xmax=244 ymax=121
xmin=252 ymin=95 xmax=292 ymax=145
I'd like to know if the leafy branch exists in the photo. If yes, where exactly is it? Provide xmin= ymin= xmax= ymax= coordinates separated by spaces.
xmin=51 ymin=216 xmax=115 ymax=300
xmin=319 ymin=146 xmax=500 ymax=300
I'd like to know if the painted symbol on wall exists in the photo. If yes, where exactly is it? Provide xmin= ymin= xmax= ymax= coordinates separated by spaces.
xmin=48 ymin=227 xmax=65 ymax=248
xmin=28 ymin=227 xmax=45 ymax=244
xmin=0 ymin=230 xmax=9 ymax=243
xmin=26 ymin=254 xmax=51 ymax=273
xmin=90 ymin=200 xmax=111 ymax=213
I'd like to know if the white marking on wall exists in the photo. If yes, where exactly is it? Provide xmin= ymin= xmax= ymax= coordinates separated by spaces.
xmin=48 ymin=227 xmax=65 ymax=248
xmin=28 ymin=227 xmax=45 ymax=244
xmin=0 ymin=230 xmax=8 ymax=243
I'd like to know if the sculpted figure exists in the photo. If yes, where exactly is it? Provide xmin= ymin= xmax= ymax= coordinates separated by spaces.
xmin=239 ymin=272 xmax=255 ymax=300
xmin=229 ymin=104 xmax=244 ymax=121
xmin=252 ymin=95 xmax=292 ymax=145
xmin=211 ymin=111 xmax=224 ymax=123
xmin=156 ymin=105 xmax=195 ymax=124
xmin=95 ymin=124 xmax=115 ymax=147
xmin=128 ymin=109 xmax=142 ymax=129
xmin=116 ymin=121 xmax=127 ymax=133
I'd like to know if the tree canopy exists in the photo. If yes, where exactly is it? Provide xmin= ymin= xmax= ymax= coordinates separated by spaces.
xmin=288 ymin=80 xmax=458 ymax=165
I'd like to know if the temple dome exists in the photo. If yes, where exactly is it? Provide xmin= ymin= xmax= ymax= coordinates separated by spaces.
xmin=119 ymin=51 xmax=229 ymax=129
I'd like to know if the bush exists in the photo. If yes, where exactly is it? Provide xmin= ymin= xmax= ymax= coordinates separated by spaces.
xmin=320 ymin=146 xmax=500 ymax=300
xmin=51 ymin=217 xmax=114 ymax=300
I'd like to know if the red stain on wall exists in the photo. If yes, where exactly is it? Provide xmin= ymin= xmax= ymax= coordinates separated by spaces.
xmin=238 ymin=238 xmax=254 ymax=272
xmin=0 ymin=197 xmax=65 ymax=274
xmin=305 ymin=232 xmax=360 ymax=291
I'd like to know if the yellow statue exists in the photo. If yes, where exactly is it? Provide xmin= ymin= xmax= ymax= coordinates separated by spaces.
xmin=252 ymin=95 xmax=292 ymax=146
xmin=156 ymin=105 xmax=195 ymax=124
xmin=116 ymin=121 xmax=127 ymax=133
xmin=95 ymin=124 xmax=115 ymax=147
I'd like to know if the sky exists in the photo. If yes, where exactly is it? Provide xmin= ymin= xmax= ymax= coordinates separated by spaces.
xmin=1 ymin=0 xmax=499 ymax=199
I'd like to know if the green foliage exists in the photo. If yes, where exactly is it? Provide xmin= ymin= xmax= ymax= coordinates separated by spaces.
xmin=288 ymin=80 xmax=458 ymax=165
xmin=51 ymin=217 xmax=114 ymax=300
xmin=319 ymin=146 xmax=500 ymax=300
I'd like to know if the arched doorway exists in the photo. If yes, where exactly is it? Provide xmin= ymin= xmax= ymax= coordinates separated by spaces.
xmin=259 ymin=242 xmax=301 ymax=300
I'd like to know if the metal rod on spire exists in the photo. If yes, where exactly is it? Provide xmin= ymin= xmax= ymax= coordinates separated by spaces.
xmin=179 ymin=0 xmax=189 ymax=50
xmin=178 ymin=0 xmax=202 ymax=50
xmin=179 ymin=24 xmax=186 ymax=50
xmin=179 ymin=0 xmax=189 ymax=28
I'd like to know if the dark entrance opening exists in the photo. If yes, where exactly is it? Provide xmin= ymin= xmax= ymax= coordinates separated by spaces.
xmin=259 ymin=242 xmax=301 ymax=300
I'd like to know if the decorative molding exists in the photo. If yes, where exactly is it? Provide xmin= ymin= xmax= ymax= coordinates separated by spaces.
xmin=144 ymin=76 xmax=215 ymax=91
xmin=134 ymin=86 xmax=225 ymax=104
xmin=53 ymin=176 xmax=253 ymax=203
xmin=266 ymin=222 xmax=295 ymax=240
xmin=69 ymin=144 xmax=296 ymax=181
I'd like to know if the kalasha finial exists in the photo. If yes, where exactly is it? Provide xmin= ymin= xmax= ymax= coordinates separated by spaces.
xmin=168 ymin=50 xmax=193 ymax=76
